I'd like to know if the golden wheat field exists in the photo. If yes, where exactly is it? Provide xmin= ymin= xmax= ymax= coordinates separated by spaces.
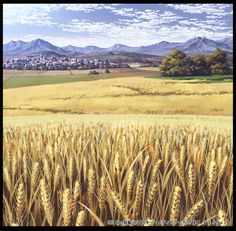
xmin=3 ymin=117 xmax=233 ymax=226
xmin=3 ymin=77 xmax=232 ymax=116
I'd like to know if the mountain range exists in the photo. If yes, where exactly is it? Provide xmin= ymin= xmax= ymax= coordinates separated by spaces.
xmin=3 ymin=36 xmax=233 ymax=58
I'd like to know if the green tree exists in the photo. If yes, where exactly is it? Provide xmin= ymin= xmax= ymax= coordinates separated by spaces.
xmin=191 ymin=54 xmax=211 ymax=75
xmin=207 ymin=48 xmax=230 ymax=74
xmin=160 ymin=49 xmax=190 ymax=76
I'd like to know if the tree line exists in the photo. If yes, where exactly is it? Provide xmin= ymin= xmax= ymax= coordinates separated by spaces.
xmin=160 ymin=48 xmax=231 ymax=77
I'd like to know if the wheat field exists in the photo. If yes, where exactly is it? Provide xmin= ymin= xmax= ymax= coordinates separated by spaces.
xmin=3 ymin=121 xmax=232 ymax=226
xmin=3 ymin=77 xmax=232 ymax=116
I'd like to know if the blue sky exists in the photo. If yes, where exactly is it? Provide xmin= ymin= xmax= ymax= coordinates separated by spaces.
xmin=3 ymin=4 xmax=233 ymax=47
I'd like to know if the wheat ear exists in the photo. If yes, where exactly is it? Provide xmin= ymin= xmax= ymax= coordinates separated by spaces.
xmin=181 ymin=199 xmax=204 ymax=226
xmin=62 ymin=188 xmax=72 ymax=226
xmin=218 ymin=210 xmax=228 ymax=226
xmin=188 ymin=164 xmax=196 ymax=203
xmin=133 ymin=180 xmax=144 ymax=219
xmin=44 ymin=158 xmax=51 ymax=185
xmin=72 ymin=180 xmax=82 ymax=217
xmin=22 ymin=154 xmax=28 ymax=183
xmin=111 ymin=191 xmax=129 ymax=220
xmin=39 ymin=178 xmax=54 ymax=225
xmin=150 ymin=159 xmax=162 ymax=186
xmin=31 ymin=162 xmax=40 ymax=192
xmin=76 ymin=211 xmax=86 ymax=226
xmin=127 ymin=170 xmax=135 ymax=201
xmin=208 ymin=161 xmax=216 ymax=200
xmin=54 ymin=164 xmax=62 ymax=190
xmin=16 ymin=182 xmax=25 ymax=225
xmin=88 ymin=168 xmax=95 ymax=205
xmin=68 ymin=156 xmax=74 ymax=188
xmin=99 ymin=176 xmax=107 ymax=209
xmin=146 ymin=183 xmax=158 ymax=209
xmin=169 ymin=186 xmax=182 ymax=226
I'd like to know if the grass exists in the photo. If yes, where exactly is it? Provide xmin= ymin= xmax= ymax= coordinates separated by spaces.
xmin=3 ymin=69 xmax=160 ymax=89
xmin=146 ymin=75 xmax=233 ymax=83
xmin=3 ymin=75 xmax=95 ymax=89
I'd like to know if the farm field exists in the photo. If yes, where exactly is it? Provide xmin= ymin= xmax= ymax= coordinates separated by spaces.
xmin=3 ymin=117 xmax=233 ymax=226
xmin=3 ymin=114 xmax=232 ymax=130
xmin=3 ymin=75 xmax=232 ymax=116
xmin=3 ymin=2 xmax=234 ymax=227
xmin=3 ymin=70 xmax=233 ymax=227
xmin=147 ymin=75 xmax=233 ymax=83
xmin=3 ymin=68 xmax=142 ymax=78
xmin=3 ymin=68 xmax=161 ymax=89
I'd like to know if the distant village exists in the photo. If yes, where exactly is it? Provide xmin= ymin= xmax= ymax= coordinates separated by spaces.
xmin=3 ymin=55 xmax=130 ymax=70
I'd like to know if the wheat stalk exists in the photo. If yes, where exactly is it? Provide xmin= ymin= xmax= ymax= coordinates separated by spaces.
xmin=39 ymin=178 xmax=54 ymax=225
xmin=62 ymin=188 xmax=72 ymax=226
xmin=133 ymin=180 xmax=143 ymax=219
xmin=88 ymin=168 xmax=95 ymax=205
xmin=188 ymin=164 xmax=196 ymax=203
xmin=16 ymin=182 xmax=25 ymax=225
xmin=43 ymin=158 xmax=51 ymax=187
xmin=72 ymin=180 xmax=81 ymax=217
xmin=146 ymin=182 xmax=158 ymax=209
xmin=127 ymin=170 xmax=135 ymax=201
xmin=150 ymin=159 xmax=162 ymax=186
xmin=219 ymin=155 xmax=227 ymax=178
xmin=111 ymin=191 xmax=129 ymax=220
xmin=169 ymin=186 xmax=182 ymax=226
xmin=31 ymin=162 xmax=40 ymax=193
xmin=54 ymin=164 xmax=62 ymax=190
xmin=12 ymin=155 xmax=17 ymax=183
xmin=68 ymin=156 xmax=74 ymax=188
xmin=181 ymin=199 xmax=204 ymax=226
xmin=22 ymin=154 xmax=28 ymax=183
xmin=208 ymin=161 xmax=216 ymax=200
xmin=3 ymin=166 xmax=11 ymax=193
xmin=99 ymin=176 xmax=107 ymax=209
xmin=142 ymin=155 xmax=149 ymax=176
xmin=114 ymin=152 xmax=120 ymax=172
xmin=83 ymin=158 xmax=87 ymax=184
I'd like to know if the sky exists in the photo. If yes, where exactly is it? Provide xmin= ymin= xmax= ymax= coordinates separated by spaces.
xmin=3 ymin=4 xmax=233 ymax=47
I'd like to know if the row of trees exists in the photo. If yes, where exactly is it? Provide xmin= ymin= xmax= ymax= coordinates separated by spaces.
xmin=160 ymin=48 xmax=231 ymax=77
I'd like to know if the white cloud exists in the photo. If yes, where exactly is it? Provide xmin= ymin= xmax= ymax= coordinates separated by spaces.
xmin=61 ymin=4 xmax=119 ymax=12
xmin=3 ymin=4 xmax=60 ymax=26
xmin=62 ymin=4 xmax=104 ymax=12
xmin=57 ymin=16 xmax=232 ymax=47
xmin=110 ymin=7 xmax=138 ymax=17
xmin=3 ymin=4 xmax=233 ymax=47
xmin=167 ymin=4 xmax=232 ymax=17
xmin=179 ymin=18 xmax=229 ymax=31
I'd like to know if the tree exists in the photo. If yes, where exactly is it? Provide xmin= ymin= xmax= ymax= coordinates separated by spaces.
xmin=191 ymin=54 xmax=211 ymax=75
xmin=160 ymin=49 xmax=190 ymax=76
xmin=207 ymin=48 xmax=230 ymax=74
